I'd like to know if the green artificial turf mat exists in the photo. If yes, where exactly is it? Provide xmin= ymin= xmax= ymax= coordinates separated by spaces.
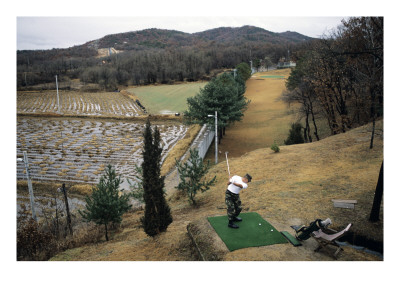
xmin=281 ymin=231 xmax=302 ymax=247
xmin=260 ymin=75 xmax=285 ymax=79
xmin=207 ymin=212 xmax=288 ymax=251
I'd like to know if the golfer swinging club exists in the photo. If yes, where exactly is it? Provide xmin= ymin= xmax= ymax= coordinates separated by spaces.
xmin=226 ymin=173 xmax=252 ymax=229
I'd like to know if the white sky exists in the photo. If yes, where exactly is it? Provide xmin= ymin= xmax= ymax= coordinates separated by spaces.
xmin=17 ymin=16 xmax=346 ymax=50
xmin=13 ymin=0 xmax=391 ymax=50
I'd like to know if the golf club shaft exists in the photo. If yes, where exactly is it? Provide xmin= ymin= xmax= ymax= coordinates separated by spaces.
xmin=225 ymin=152 xmax=231 ymax=177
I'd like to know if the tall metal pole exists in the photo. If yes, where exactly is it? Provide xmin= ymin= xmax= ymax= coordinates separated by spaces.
xmin=23 ymin=151 xmax=37 ymax=221
xmin=55 ymin=75 xmax=60 ymax=114
xmin=215 ymin=111 xmax=218 ymax=164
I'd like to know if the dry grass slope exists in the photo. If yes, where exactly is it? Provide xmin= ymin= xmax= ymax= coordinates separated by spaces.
xmin=50 ymin=119 xmax=383 ymax=261
xmin=204 ymin=68 xmax=331 ymax=161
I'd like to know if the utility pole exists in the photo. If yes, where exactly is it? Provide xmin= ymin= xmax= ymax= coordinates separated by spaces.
xmin=55 ymin=75 xmax=60 ymax=114
xmin=208 ymin=111 xmax=218 ymax=164
xmin=250 ymin=60 xmax=254 ymax=74
xmin=19 ymin=152 xmax=37 ymax=221
xmin=215 ymin=111 xmax=218 ymax=164
xmin=61 ymin=183 xmax=73 ymax=235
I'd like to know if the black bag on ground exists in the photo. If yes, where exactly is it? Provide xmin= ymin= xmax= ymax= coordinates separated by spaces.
xmin=294 ymin=218 xmax=331 ymax=241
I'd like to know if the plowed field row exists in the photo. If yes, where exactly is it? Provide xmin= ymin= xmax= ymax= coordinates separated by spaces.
xmin=17 ymin=118 xmax=188 ymax=185
xmin=17 ymin=91 xmax=143 ymax=117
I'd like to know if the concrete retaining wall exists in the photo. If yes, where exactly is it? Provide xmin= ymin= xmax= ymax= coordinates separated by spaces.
xmin=181 ymin=124 xmax=215 ymax=162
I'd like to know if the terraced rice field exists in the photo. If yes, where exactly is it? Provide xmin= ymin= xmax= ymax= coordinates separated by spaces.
xmin=17 ymin=90 xmax=144 ymax=117
xmin=17 ymin=117 xmax=188 ymax=185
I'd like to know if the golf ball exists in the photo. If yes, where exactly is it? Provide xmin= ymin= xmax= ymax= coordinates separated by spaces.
xmin=259 ymin=223 xmax=261 ymax=226
xmin=271 ymin=229 xmax=273 ymax=231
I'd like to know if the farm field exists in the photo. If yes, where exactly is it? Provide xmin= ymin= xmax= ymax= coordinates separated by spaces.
xmin=17 ymin=117 xmax=188 ymax=187
xmin=127 ymin=82 xmax=207 ymax=114
xmin=17 ymin=90 xmax=144 ymax=117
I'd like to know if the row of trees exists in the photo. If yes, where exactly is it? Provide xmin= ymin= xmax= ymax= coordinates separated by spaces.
xmin=17 ymin=40 xmax=300 ymax=89
xmin=79 ymin=50 xmax=216 ymax=90
xmin=284 ymin=17 xmax=383 ymax=145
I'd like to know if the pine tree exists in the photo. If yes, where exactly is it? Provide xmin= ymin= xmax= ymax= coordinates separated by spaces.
xmin=141 ymin=118 xmax=172 ymax=236
xmin=184 ymin=72 xmax=250 ymax=133
xmin=175 ymin=149 xmax=216 ymax=205
xmin=79 ymin=164 xmax=131 ymax=241
xmin=284 ymin=122 xmax=305 ymax=145
xmin=236 ymin=62 xmax=252 ymax=81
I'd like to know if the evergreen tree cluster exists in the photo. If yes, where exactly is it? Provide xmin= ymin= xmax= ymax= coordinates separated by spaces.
xmin=184 ymin=68 xmax=250 ymax=141
xmin=141 ymin=119 xmax=173 ymax=236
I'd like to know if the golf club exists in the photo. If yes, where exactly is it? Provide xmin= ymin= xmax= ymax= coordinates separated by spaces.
xmin=225 ymin=151 xmax=231 ymax=178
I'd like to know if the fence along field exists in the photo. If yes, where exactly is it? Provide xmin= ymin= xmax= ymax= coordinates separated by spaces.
xmin=17 ymin=90 xmax=144 ymax=117
xmin=17 ymin=117 xmax=188 ymax=186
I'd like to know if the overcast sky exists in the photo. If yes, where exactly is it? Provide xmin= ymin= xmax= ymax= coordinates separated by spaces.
xmin=14 ymin=0 xmax=392 ymax=51
xmin=17 ymin=16 xmax=347 ymax=50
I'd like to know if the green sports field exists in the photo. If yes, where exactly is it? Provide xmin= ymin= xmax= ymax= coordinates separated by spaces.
xmin=127 ymin=82 xmax=207 ymax=114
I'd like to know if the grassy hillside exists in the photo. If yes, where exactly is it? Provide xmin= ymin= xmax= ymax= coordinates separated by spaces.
xmin=204 ymin=68 xmax=331 ymax=161
xmin=127 ymin=82 xmax=207 ymax=114
xmin=50 ymin=119 xmax=383 ymax=261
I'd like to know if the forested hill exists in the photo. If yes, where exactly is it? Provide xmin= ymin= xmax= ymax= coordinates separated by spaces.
xmin=87 ymin=28 xmax=195 ymax=51
xmin=17 ymin=25 xmax=313 ymax=88
xmin=19 ymin=26 xmax=313 ymax=56
xmin=87 ymin=26 xmax=312 ymax=51
xmin=193 ymin=26 xmax=311 ymax=45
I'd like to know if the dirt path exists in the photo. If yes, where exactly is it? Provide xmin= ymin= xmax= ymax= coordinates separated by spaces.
xmin=164 ymin=168 xmax=179 ymax=197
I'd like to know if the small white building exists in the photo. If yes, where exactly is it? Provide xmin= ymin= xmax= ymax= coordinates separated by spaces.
xmin=277 ymin=61 xmax=296 ymax=69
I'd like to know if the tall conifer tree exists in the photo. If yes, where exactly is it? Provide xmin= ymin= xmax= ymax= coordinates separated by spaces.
xmin=141 ymin=118 xmax=172 ymax=236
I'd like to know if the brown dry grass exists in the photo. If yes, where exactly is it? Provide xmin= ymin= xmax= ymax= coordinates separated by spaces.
xmin=48 ymin=69 xmax=383 ymax=261
xmin=50 ymin=119 xmax=383 ymax=261
xmin=204 ymin=69 xmax=330 ymax=161
xmin=17 ymin=181 xmax=93 ymax=198
xmin=204 ymin=69 xmax=293 ymax=160
xmin=17 ymin=112 xmax=183 ymax=123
